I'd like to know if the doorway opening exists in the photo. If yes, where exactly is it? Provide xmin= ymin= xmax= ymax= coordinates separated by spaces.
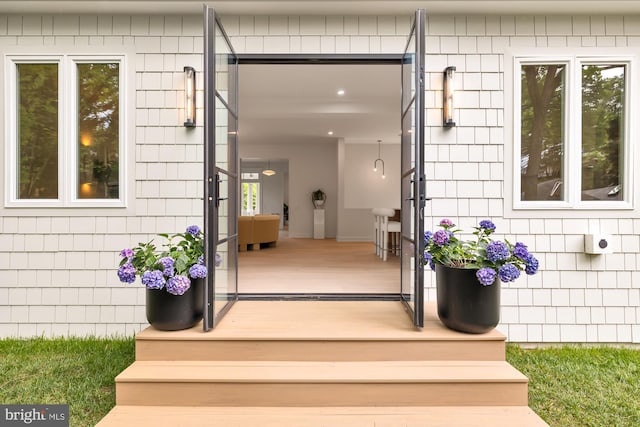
xmin=236 ymin=58 xmax=401 ymax=298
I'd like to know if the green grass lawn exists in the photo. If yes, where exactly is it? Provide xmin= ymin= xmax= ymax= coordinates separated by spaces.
xmin=0 ymin=337 xmax=135 ymax=427
xmin=0 ymin=338 xmax=638 ymax=426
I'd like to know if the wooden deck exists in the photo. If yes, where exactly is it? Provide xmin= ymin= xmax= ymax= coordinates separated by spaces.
xmin=98 ymin=301 xmax=548 ymax=426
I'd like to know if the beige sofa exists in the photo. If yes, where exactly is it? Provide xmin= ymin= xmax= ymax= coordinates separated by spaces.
xmin=238 ymin=214 xmax=280 ymax=251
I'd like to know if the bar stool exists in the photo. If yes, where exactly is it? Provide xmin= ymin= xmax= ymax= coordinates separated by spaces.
xmin=372 ymin=208 xmax=396 ymax=261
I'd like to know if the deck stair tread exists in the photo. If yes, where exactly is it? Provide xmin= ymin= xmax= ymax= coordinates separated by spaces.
xmin=97 ymin=405 xmax=549 ymax=427
xmin=136 ymin=301 xmax=505 ymax=342
xmin=117 ymin=360 xmax=527 ymax=383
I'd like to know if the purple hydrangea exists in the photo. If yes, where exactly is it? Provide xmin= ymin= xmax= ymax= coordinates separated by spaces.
xmin=158 ymin=256 xmax=175 ymax=277
xmin=198 ymin=255 xmax=204 ymax=265
xmin=499 ymin=263 xmax=520 ymax=282
xmin=513 ymin=242 xmax=529 ymax=260
xmin=486 ymin=241 xmax=510 ymax=262
xmin=432 ymin=229 xmax=450 ymax=246
xmin=141 ymin=270 xmax=166 ymax=290
xmin=166 ymin=275 xmax=191 ymax=295
xmin=215 ymin=253 xmax=222 ymax=267
xmin=186 ymin=225 xmax=201 ymax=236
xmin=424 ymin=253 xmax=435 ymax=271
xmin=525 ymin=254 xmax=539 ymax=275
xmin=189 ymin=263 xmax=208 ymax=279
xmin=476 ymin=267 xmax=497 ymax=286
xmin=117 ymin=263 xmax=136 ymax=283
xmin=439 ymin=219 xmax=454 ymax=227
xmin=479 ymin=220 xmax=496 ymax=232
xmin=120 ymin=248 xmax=134 ymax=259
xmin=424 ymin=231 xmax=433 ymax=245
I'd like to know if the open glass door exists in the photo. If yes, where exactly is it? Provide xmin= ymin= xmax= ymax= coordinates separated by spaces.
xmin=203 ymin=5 xmax=239 ymax=330
xmin=400 ymin=9 xmax=426 ymax=328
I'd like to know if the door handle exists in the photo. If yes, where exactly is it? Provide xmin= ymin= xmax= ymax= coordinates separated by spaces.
xmin=215 ymin=174 xmax=228 ymax=207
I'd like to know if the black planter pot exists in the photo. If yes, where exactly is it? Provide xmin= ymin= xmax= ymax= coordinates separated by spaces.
xmin=435 ymin=264 xmax=500 ymax=334
xmin=146 ymin=278 xmax=204 ymax=331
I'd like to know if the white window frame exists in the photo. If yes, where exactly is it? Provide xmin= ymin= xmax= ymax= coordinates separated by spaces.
xmin=4 ymin=54 xmax=128 ymax=208
xmin=508 ymin=49 xmax=637 ymax=215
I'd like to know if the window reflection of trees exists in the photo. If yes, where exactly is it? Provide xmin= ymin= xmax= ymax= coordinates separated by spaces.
xmin=520 ymin=63 xmax=625 ymax=202
xmin=78 ymin=63 xmax=120 ymax=199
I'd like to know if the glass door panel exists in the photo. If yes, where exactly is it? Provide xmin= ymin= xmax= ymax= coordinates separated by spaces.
xmin=204 ymin=5 xmax=239 ymax=330
xmin=400 ymin=9 xmax=426 ymax=328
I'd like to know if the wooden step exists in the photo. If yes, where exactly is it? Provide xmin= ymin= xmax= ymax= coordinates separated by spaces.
xmin=135 ymin=301 xmax=506 ymax=361
xmin=115 ymin=360 xmax=528 ymax=407
xmin=97 ymin=405 xmax=549 ymax=427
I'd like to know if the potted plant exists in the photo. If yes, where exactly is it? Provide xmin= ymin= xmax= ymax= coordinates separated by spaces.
xmin=424 ymin=219 xmax=539 ymax=334
xmin=117 ymin=225 xmax=219 ymax=331
xmin=311 ymin=189 xmax=326 ymax=209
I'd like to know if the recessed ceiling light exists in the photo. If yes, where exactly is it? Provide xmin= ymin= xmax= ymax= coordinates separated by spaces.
xmin=328 ymin=131 xmax=334 ymax=135
xmin=337 ymin=89 xmax=345 ymax=96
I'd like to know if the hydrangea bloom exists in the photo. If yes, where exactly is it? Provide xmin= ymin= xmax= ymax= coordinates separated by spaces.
xmin=439 ymin=219 xmax=454 ymax=227
xmin=432 ymin=229 xmax=450 ymax=246
xmin=525 ymin=254 xmax=539 ymax=275
xmin=424 ymin=231 xmax=433 ymax=245
xmin=486 ymin=241 xmax=510 ymax=262
xmin=166 ymin=275 xmax=191 ymax=296
xmin=513 ymin=242 xmax=529 ymax=260
xmin=479 ymin=220 xmax=496 ymax=232
xmin=186 ymin=225 xmax=201 ymax=236
xmin=498 ymin=263 xmax=520 ymax=282
xmin=159 ymin=256 xmax=175 ymax=277
xmin=424 ymin=253 xmax=435 ymax=271
xmin=476 ymin=267 xmax=497 ymax=286
xmin=120 ymin=248 xmax=134 ymax=259
xmin=117 ymin=263 xmax=136 ymax=283
xmin=142 ymin=270 xmax=166 ymax=290
xmin=189 ymin=263 xmax=208 ymax=279
xmin=198 ymin=255 xmax=204 ymax=265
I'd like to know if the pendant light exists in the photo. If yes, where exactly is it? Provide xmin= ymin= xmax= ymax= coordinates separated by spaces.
xmin=373 ymin=140 xmax=385 ymax=179
xmin=262 ymin=160 xmax=276 ymax=176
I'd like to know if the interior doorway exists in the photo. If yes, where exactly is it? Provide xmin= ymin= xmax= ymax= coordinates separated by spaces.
xmin=236 ymin=59 xmax=401 ymax=296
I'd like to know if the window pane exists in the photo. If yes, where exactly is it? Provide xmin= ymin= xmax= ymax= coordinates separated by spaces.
xmin=520 ymin=64 xmax=565 ymax=201
xmin=17 ymin=63 xmax=59 ymax=199
xmin=77 ymin=63 xmax=119 ymax=199
xmin=581 ymin=64 xmax=625 ymax=201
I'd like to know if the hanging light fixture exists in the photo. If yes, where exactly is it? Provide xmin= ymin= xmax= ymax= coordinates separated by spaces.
xmin=443 ymin=66 xmax=456 ymax=128
xmin=373 ymin=140 xmax=386 ymax=179
xmin=183 ymin=66 xmax=196 ymax=128
xmin=262 ymin=160 xmax=276 ymax=176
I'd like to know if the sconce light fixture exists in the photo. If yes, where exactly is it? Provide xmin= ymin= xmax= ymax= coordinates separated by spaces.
xmin=373 ymin=139 xmax=386 ymax=179
xmin=184 ymin=66 xmax=196 ymax=128
xmin=262 ymin=160 xmax=276 ymax=176
xmin=443 ymin=66 xmax=456 ymax=128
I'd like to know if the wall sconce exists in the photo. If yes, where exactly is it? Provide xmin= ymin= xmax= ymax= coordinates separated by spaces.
xmin=183 ymin=66 xmax=196 ymax=128
xmin=443 ymin=66 xmax=456 ymax=128
xmin=373 ymin=139 xmax=386 ymax=179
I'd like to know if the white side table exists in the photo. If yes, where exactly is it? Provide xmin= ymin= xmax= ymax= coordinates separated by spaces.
xmin=313 ymin=209 xmax=325 ymax=239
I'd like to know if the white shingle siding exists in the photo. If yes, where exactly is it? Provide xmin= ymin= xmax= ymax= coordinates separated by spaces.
xmin=0 ymin=13 xmax=638 ymax=342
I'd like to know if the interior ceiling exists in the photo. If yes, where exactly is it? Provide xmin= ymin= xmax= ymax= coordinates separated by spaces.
xmin=239 ymin=63 xmax=400 ymax=146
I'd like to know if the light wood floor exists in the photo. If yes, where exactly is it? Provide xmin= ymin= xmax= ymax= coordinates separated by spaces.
xmin=238 ymin=235 xmax=400 ymax=294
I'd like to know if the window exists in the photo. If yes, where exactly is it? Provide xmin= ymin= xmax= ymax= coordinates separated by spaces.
xmin=241 ymin=172 xmax=261 ymax=216
xmin=6 ymin=55 xmax=125 ymax=207
xmin=514 ymin=55 xmax=632 ymax=209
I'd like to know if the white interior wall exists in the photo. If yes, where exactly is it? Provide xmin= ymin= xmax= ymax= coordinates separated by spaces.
xmin=239 ymin=142 xmax=338 ymax=238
